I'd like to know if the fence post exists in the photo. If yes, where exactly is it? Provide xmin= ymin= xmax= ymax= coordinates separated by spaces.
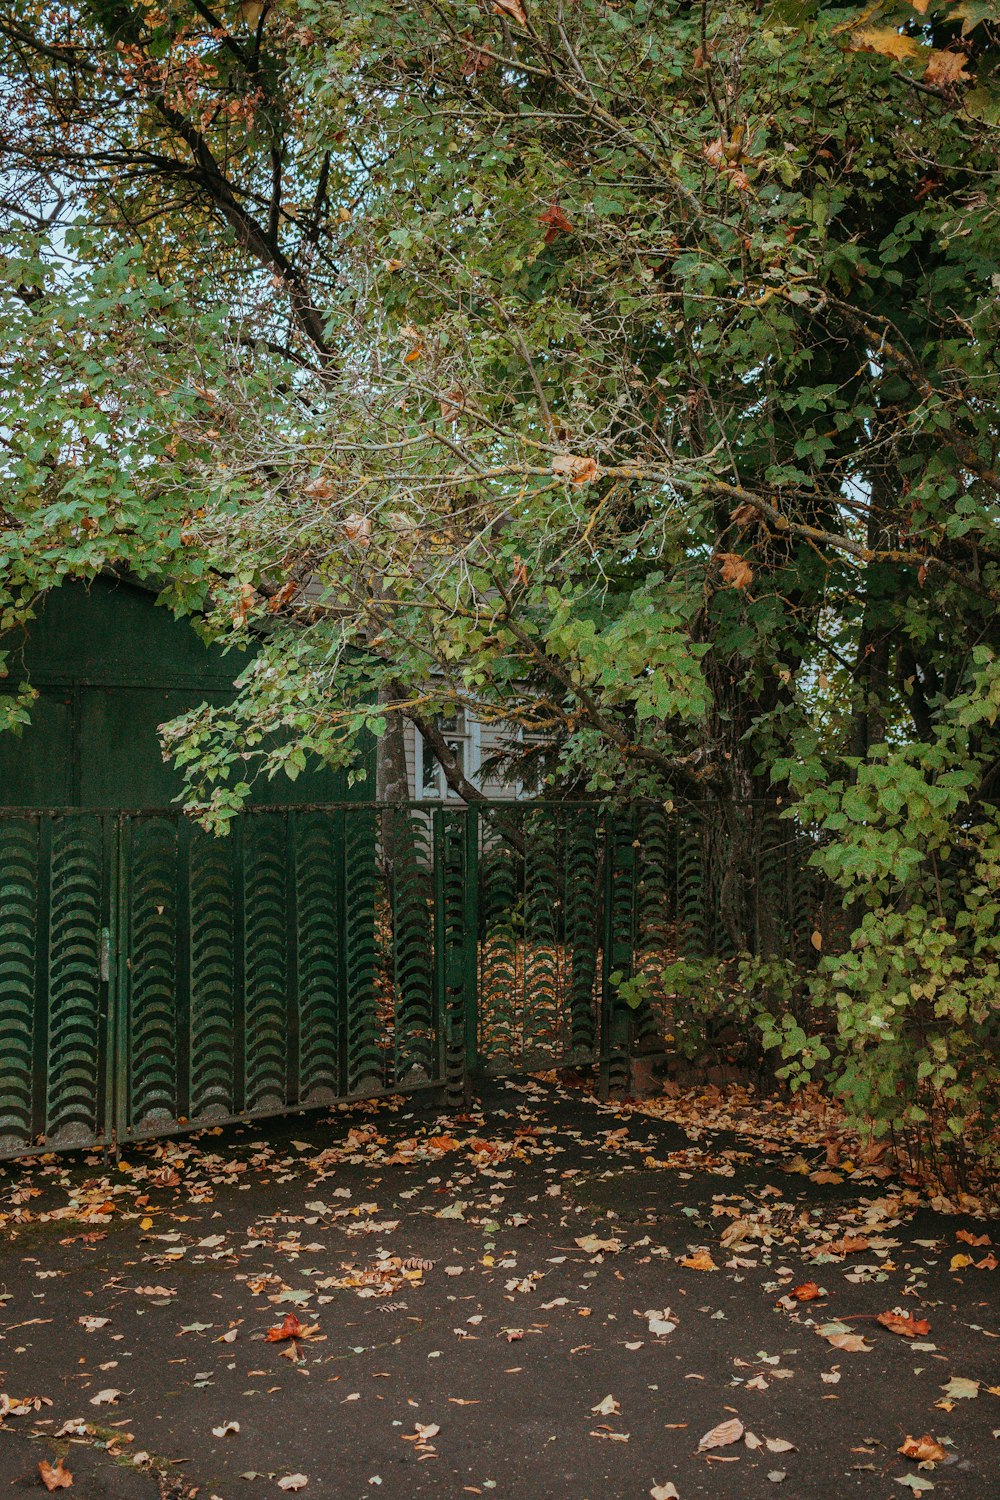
xmin=462 ymin=805 xmax=480 ymax=1094
xmin=432 ymin=807 xmax=472 ymax=1106
xmin=599 ymin=807 xmax=636 ymax=1099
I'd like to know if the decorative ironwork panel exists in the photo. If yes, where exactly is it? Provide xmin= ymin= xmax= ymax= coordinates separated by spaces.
xmin=477 ymin=808 xmax=521 ymax=1068
xmin=0 ymin=817 xmax=40 ymax=1150
xmin=243 ymin=812 xmax=291 ymax=1112
xmin=521 ymin=809 xmax=562 ymax=1064
xmin=435 ymin=809 xmax=470 ymax=1105
xmin=188 ymin=824 xmax=238 ymax=1121
xmin=294 ymin=811 xmax=342 ymax=1104
xmin=123 ymin=816 xmax=180 ymax=1132
xmin=46 ymin=815 xmax=110 ymax=1147
xmin=564 ymin=808 xmax=601 ymax=1063
xmin=388 ymin=808 xmax=436 ymax=1085
xmin=342 ymin=806 xmax=380 ymax=1094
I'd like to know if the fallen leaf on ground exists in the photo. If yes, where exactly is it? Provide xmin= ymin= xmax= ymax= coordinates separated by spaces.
xmin=877 ymin=1311 xmax=931 ymax=1338
xmin=276 ymin=1477 xmax=308 ymax=1492
xmin=956 ymin=1230 xmax=990 ymax=1247
xmin=817 ymin=1324 xmax=872 ymax=1353
xmin=266 ymin=1315 xmax=317 ymax=1343
xmin=698 ymin=1417 xmax=744 ymax=1451
xmin=898 ymin=1435 xmax=947 ymax=1463
xmin=38 ymin=1461 xmax=73 ymax=1491
xmin=213 ymin=1422 xmax=240 ymax=1437
xmin=650 ymin=1485 xmax=679 ymax=1499
xmin=813 ymin=1236 xmax=869 ymax=1257
xmin=788 ymin=1282 xmax=822 ymax=1301
xmin=680 ymin=1250 xmax=717 ymax=1272
xmin=575 ymin=1236 xmax=621 ymax=1255
xmin=940 ymin=1376 xmax=979 ymax=1400
xmin=89 ymin=1389 xmax=121 ymax=1407
xmin=592 ymin=1395 xmax=620 ymax=1416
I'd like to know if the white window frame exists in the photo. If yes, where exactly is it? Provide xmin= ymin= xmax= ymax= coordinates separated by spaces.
xmin=414 ymin=710 xmax=481 ymax=801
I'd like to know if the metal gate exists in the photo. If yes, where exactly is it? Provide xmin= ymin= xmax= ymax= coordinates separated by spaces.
xmin=0 ymin=801 xmax=834 ymax=1157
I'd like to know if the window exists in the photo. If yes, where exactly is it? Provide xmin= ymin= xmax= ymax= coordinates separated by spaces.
xmin=416 ymin=709 xmax=480 ymax=800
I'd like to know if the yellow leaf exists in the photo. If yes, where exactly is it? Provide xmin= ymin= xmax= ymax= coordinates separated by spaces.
xmin=850 ymin=27 xmax=922 ymax=61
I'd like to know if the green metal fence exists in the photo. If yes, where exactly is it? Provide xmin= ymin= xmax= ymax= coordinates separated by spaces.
xmin=0 ymin=800 xmax=836 ymax=1158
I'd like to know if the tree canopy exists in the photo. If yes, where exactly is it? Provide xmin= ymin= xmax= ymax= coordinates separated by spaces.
xmin=1 ymin=0 xmax=999 ymax=1156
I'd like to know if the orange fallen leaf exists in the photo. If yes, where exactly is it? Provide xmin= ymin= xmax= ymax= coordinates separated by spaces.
xmin=38 ymin=1461 xmax=73 ymax=1491
xmin=898 ymin=1434 xmax=947 ymax=1463
xmin=813 ymin=1236 xmax=869 ymax=1257
xmin=680 ymin=1249 xmax=718 ymax=1272
xmin=266 ymin=1314 xmax=318 ymax=1342
xmin=876 ymin=1311 xmax=931 ymax=1338
xmin=789 ymin=1282 xmax=823 ymax=1302
xmin=956 ymin=1230 xmax=990 ymax=1247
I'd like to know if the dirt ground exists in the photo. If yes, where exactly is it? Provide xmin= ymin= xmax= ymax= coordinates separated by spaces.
xmin=0 ymin=1079 xmax=997 ymax=1500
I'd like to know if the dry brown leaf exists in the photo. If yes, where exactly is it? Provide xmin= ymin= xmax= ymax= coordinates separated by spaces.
xmin=956 ymin=1230 xmax=990 ymax=1247
xmin=342 ymin=513 xmax=371 ymax=548
xmin=899 ymin=1434 xmax=947 ymax=1463
xmin=718 ymin=553 xmax=754 ymax=590
xmin=438 ymin=386 xmax=465 ymax=423
xmin=552 ymin=453 xmax=598 ymax=485
xmin=814 ymin=1235 xmax=869 ymax=1257
xmin=38 ymin=1461 xmax=73 ymax=1492
xmin=818 ymin=1324 xmax=873 ymax=1352
xmin=877 ymin=1311 xmax=931 ymax=1338
xmin=538 ymin=203 xmax=574 ymax=244
xmin=698 ymin=1416 xmax=744 ymax=1451
xmin=303 ymin=476 xmax=336 ymax=503
xmin=923 ymin=49 xmax=971 ymax=88
xmin=788 ymin=1282 xmax=823 ymax=1302
xmin=493 ymin=0 xmax=527 ymax=25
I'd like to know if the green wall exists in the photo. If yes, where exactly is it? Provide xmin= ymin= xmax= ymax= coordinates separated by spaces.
xmin=0 ymin=577 xmax=370 ymax=809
